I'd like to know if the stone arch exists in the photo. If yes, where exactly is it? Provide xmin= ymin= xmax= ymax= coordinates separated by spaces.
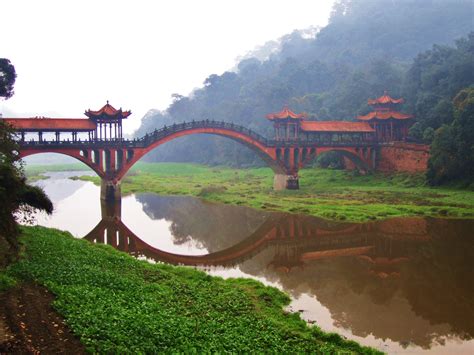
xmin=315 ymin=148 xmax=371 ymax=172
xmin=336 ymin=149 xmax=371 ymax=172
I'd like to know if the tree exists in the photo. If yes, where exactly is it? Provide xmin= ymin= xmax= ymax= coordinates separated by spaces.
xmin=426 ymin=124 xmax=460 ymax=184
xmin=427 ymin=87 xmax=474 ymax=185
xmin=452 ymin=87 xmax=474 ymax=181
xmin=0 ymin=59 xmax=16 ymax=99
xmin=0 ymin=59 xmax=53 ymax=266
xmin=405 ymin=33 xmax=474 ymax=134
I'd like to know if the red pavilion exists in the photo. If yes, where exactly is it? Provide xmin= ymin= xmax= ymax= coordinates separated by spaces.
xmin=357 ymin=91 xmax=413 ymax=142
xmin=85 ymin=101 xmax=131 ymax=140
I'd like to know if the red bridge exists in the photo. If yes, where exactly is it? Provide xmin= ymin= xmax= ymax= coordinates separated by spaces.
xmin=2 ymin=93 xmax=428 ymax=200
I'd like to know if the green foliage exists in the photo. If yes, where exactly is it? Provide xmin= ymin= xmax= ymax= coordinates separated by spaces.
xmin=0 ymin=272 xmax=16 ymax=291
xmin=428 ymin=87 xmax=474 ymax=185
xmin=0 ymin=58 xmax=16 ymax=99
xmin=7 ymin=226 xmax=379 ymax=353
xmin=422 ymin=127 xmax=435 ymax=143
xmin=405 ymin=33 xmax=474 ymax=136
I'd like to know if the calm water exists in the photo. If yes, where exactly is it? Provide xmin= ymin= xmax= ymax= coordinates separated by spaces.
xmin=32 ymin=172 xmax=474 ymax=354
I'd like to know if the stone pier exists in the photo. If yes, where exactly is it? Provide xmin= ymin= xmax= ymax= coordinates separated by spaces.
xmin=100 ymin=180 xmax=122 ymax=202
xmin=273 ymin=174 xmax=299 ymax=190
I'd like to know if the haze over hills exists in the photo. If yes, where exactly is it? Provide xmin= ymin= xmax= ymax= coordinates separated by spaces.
xmin=132 ymin=0 xmax=473 ymax=169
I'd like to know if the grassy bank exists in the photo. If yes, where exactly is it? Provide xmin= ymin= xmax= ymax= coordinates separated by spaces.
xmin=78 ymin=162 xmax=474 ymax=222
xmin=3 ymin=226 xmax=377 ymax=353
xmin=25 ymin=163 xmax=90 ymax=182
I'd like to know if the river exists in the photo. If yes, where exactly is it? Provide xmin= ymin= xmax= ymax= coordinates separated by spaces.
xmin=30 ymin=171 xmax=474 ymax=354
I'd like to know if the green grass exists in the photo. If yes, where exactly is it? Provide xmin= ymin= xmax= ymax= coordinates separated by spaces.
xmin=4 ymin=226 xmax=379 ymax=354
xmin=77 ymin=162 xmax=474 ymax=222
xmin=0 ymin=272 xmax=16 ymax=291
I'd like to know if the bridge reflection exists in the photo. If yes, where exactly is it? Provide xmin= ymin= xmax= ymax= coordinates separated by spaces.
xmin=84 ymin=199 xmax=429 ymax=278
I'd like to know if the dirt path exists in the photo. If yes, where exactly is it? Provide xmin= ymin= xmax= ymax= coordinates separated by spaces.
xmin=0 ymin=282 xmax=85 ymax=354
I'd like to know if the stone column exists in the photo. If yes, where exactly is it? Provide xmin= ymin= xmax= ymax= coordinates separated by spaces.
xmin=100 ymin=179 xmax=122 ymax=202
xmin=273 ymin=174 xmax=300 ymax=190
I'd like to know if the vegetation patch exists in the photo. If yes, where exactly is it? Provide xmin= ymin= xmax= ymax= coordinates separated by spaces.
xmin=5 ymin=226 xmax=378 ymax=353
xmin=0 ymin=272 xmax=16 ymax=291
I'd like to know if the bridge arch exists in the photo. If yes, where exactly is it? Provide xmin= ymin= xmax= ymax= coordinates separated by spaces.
xmin=305 ymin=147 xmax=372 ymax=172
xmin=115 ymin=121 xmax=286 ymax=181
xmin=19 ymin=149 xmax=104 ymax=177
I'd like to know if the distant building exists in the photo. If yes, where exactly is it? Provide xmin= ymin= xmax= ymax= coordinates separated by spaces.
xmin=266 ymin=106 xmax=375 ymax=144
xmin=266 ymin=92 xmax=414 ymax=143
xmin=357 ymin=91 xmax=414 ymax=142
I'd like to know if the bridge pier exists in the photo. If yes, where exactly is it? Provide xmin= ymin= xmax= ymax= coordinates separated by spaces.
xmin=273 ymin=174 xmax=299 ymax=190
xmin=100 ymin=180 xmax=122 ymax=202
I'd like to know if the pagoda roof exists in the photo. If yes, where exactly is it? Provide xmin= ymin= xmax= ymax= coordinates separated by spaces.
xmin=266 ymin=106 xmax=307 ymax=120
xmin=357 ymin=111 xmax=413 ymax=121
xmin=368 ymin=91 xmax=405 ymax=105
xmin=85 ymin=101 xmax=131 ymax=120
xmin=1 ymin=117 xmax=96 ymax=132
xmin=300 ymin=121 xmax=375 ymax=133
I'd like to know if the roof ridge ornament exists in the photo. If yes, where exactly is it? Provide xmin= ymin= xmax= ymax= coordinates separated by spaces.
xmin=266 ymin=106 xmax=307 ymax=120
xmin=367 ymin=91 xmax=405 ymax=105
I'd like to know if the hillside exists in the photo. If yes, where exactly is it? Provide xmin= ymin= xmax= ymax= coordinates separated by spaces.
xmin=133 ymin=0 xmax=474 ymax=167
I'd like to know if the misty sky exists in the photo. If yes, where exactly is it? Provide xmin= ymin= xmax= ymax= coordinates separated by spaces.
xmin=2 ymin=0 xmax=334 ymax=133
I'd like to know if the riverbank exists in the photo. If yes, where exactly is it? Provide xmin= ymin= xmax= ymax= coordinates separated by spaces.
xmin=73 ymin=162 xmax=474 ymax=222
xmin=25 ymin=163 xmax=89 ymax=182
xmin=0 ymin=226 xmax=378 ymax=353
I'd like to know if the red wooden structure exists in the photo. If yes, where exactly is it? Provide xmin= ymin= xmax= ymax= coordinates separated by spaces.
xmin=1 ymin=93 xmax=421 ymax=199
xmin=85 ymin=101 xmax=130 ymax=140
xmin=357 ymin=91 xmax=413 ymax=142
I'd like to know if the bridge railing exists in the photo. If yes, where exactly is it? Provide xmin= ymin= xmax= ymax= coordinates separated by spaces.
xmin=133 ymin=120 xmax=270 ymax=147
xmin=19 ymin=138 xmax=132 ymax=147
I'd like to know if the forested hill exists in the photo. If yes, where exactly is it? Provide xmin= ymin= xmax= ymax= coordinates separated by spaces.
xmin=134 ymin=0 xmax=474 ymax=167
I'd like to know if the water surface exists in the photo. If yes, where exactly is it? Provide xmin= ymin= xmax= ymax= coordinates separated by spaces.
xmin=32 ymin=172 xmax=474 ymax=354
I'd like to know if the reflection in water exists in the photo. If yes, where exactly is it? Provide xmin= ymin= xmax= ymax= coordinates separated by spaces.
xmin=32 ymin=173 xmax=474 ymax=353
xmin=85 ymin=194 xmax=474 ymax=352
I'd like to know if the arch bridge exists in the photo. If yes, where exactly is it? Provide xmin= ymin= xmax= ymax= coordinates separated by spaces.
xmin=14 ymin=119 xmax=376 ymax=199
xmin=4 ymin=95 xmax=425 ymax=199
